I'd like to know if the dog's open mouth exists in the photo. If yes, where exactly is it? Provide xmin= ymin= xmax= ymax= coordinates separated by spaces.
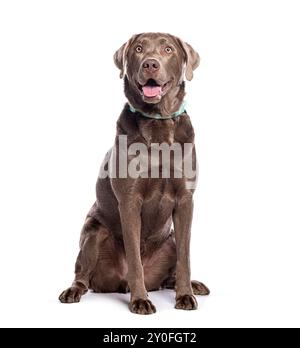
xmin=139 ymin=79 xmax=171 ymax=99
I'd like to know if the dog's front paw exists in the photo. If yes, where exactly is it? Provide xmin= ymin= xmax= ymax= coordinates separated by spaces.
xmin=59 ymin=287 xmax=84 ymax=304
xmin=192 ymin=280 xmax=210 ymax=296
xmin=175 ymin=294 xmax=198 ymax=310
xmin=129 ymin=299 xmax=156 ymax=315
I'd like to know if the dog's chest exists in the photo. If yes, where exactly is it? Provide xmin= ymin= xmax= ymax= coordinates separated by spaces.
xmin=139 ymin=119 xmax=175 ymax=145
xmin=141 ymin=180 xmax=176 ymax=234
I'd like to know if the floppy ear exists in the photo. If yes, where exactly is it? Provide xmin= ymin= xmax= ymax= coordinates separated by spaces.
xmin=177 ymin=39 xmax=200 ymax=81
xmin=113 ymin=35 xmax=138 ymax=79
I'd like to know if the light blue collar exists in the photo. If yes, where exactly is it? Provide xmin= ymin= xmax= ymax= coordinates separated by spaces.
xmin=128 ymin=101 xmax=187 ymax=120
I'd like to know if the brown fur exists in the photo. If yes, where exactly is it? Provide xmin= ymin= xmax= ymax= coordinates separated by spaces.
xmin=59 ymin=33 xmax=209 ymax=314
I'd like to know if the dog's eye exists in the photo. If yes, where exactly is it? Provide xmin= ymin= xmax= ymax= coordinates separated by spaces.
xmin=136 ymin=45 xmax=143 ymax=53
xmin=165 ymin=47 xmax=173 ymax=54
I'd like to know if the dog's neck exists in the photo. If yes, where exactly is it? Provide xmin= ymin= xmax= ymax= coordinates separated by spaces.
xmin=124 ymin=77 xmax=186 ymax=118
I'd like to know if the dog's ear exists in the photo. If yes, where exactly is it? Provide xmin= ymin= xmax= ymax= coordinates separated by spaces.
xmin=177 ymin=38 xmax=200 ymax=81
xmin=114 ymin=35 xmax=138 ymax=79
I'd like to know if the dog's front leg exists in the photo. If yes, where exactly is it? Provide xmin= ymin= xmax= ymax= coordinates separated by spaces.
xmin=119 ymin=199 xmax=156 ymax=315
xmin=173 ymin=194 xmax=198 ymax=310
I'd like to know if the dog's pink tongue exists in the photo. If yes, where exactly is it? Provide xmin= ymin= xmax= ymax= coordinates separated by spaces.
xmin=142 ymin=86 xmax=162 ymax=98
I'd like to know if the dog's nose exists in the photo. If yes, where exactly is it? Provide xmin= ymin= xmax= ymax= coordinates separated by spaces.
xmin=142 ymin=59 xmax=160 ymax=73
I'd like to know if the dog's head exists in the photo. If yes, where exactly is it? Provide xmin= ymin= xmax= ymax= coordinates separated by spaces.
xmin=114 ymin=33 xmax=200 ymax=114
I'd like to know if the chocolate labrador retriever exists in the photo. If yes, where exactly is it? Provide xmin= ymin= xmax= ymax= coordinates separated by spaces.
xmin=59 ymin=33 xmax=209 ymax=314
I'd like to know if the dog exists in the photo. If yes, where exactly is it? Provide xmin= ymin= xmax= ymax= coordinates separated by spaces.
xmin=59 ymin=33 xmax=209 ymax=314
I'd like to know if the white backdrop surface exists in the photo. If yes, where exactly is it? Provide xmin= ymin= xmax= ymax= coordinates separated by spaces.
xmin=0 ymin=0 xmax=300 ymax=328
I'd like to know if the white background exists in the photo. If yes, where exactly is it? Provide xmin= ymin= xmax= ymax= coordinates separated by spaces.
xmin=0 ymin=0 xmax=300 ymax=328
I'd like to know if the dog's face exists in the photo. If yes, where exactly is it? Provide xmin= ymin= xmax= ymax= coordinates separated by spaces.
xmin=114 ymin=33 xmax=200 ymax=104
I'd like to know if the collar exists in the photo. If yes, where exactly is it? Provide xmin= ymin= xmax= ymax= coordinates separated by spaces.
xmin=128 ymin=101 xmax=187 ymax=120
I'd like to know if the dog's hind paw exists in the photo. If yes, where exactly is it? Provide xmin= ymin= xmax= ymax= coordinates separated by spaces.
xmin=191 ymin=280 xmax=210 ymax=296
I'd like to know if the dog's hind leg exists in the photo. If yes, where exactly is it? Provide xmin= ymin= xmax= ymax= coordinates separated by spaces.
xmin=143 ymin=235 xmax=177 ymax=292
xmin=156 ymin=234 xmax=210 ymax=297
xmin=59 ymin=217 xmax=104 ymax=303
